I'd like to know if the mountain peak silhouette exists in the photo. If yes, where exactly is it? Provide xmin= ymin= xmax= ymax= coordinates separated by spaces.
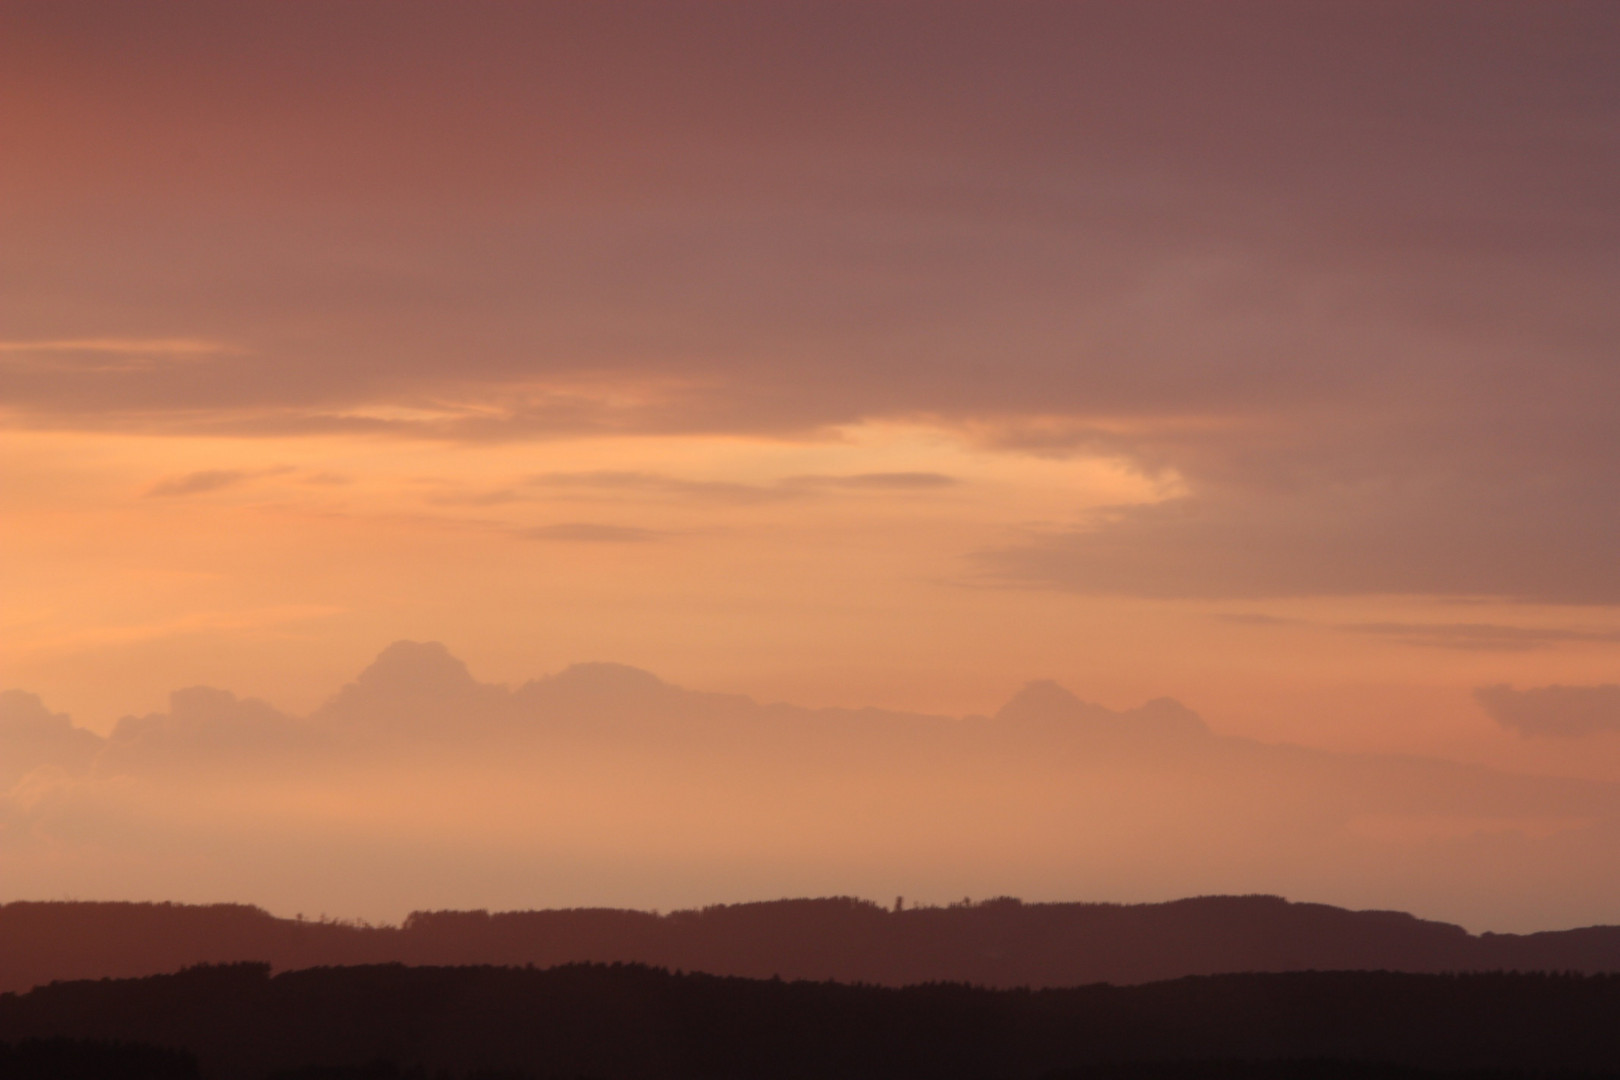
xmin=994 ymin=682 xmax=1211 ymax=738
xmin=548 ymin=662 xmax=669 ymax=693
xmin=995 ymin=679 xmax=1093 ymax=722
xmin=0 ymin=689 xmax=103 ymax=785
xmin=504 ymin=662 xmax=689 ymax=731
xmin=111 ymin=687 xmax=268 ymax=742
xmin=351 ymin=641 xmax=480 ymax=698
xmin=1134 ymin=696 xmax=1210 ymax=736
xmin=168 ymin=685 xmax=241 ymax=718
xmin=0 ymin=689 xmax=74 ymax=735
xmin=315 ymin=641 xmax=491 ymax=727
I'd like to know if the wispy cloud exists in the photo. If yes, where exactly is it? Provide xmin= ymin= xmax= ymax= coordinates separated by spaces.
xmin=1338 ymin=622 xmax=1620 ymax=652
xmin=524 ymin=470 xmax=962 ymax=505
xmin=525 ymin=471 xmax=796 ymax=506
xmin=977 ymin=479 xmax=1620 ymax=605
xmin=145 ymin=466 xmax=293 ymax=498
xmin=7 ymin=605 xmax=346 ymax=656
xmin=520 ymin=523 xmax=664 ymax=543
xmin=782 ymin=472 xmax=960 ymax=491
xmin=146 ymin=470 xmax=255 ymax=498
xmin=1213 ymin=613 xmax=1306 ymax=628
xmin=0 ymin=339 xmax=236 ymax=375
xmin=1213 ymin=613 xmax=1620 ymax=652
xmin=425 ymin=488 xmax=525 ymax=507
xmin=0 ymin=339 xmax=233 ymax=355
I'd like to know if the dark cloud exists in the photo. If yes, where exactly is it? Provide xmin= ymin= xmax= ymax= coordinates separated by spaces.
xmin=520 ymin=523 xmax=664 ymax=544
xmin=976 ymin=477 xmax=1620 ymax=603
xmin=1475 ymin=685 xmax=1620 ymax=738
xmin=6 ymin=1 xmax=1614 ymax=430
xmin=4 ymin=2 xmax=1619 ymax=601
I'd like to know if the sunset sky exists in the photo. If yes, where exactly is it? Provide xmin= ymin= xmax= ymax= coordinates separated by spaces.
xmin=4 ymin=2 xmax=1620 ymax=929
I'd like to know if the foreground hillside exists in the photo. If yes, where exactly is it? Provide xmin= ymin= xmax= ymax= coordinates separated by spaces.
xmin=7 ymin=964 xmax=1620 ymax=1079
xmin=5 ymin=894 xmax=1620 ymax=994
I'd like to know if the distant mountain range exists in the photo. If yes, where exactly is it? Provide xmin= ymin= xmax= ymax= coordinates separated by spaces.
xmin=10 ymin=641 xmax=1620 ymax=933
xmin=6 ymin=894 xmax=1620 ymax=996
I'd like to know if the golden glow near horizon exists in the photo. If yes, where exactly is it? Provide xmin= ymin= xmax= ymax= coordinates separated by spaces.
xmin=1 ymin=419 xmax=1175 ymax=718
xmin=7 ymin=416 xmax=1617 ymax=770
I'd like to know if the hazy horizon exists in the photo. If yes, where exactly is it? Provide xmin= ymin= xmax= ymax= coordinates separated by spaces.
xmin=6 ymin=638 xmax=1620 ymax=934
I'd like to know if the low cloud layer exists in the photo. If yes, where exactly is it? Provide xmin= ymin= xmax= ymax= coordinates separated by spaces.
xmin=1475 ymin=684 xmax=1620 ymax=738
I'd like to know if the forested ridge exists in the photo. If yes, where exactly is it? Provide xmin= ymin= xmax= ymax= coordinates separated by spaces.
xmin=7 ymin=964 xmax=1620 ymax=1079
xmin=8 ymin=895 xmax=1620 ymax=994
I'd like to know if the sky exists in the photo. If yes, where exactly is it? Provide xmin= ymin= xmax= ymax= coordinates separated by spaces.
xmin=3 ymin=1 xmax=1620 ymax=929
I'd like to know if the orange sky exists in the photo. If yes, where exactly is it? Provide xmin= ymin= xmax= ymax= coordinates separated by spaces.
xmin=3 ymin=1 xmax=1620 ymax=929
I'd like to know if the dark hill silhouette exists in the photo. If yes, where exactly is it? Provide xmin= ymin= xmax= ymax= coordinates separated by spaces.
xmin=0 ymin=1038 xmax=198 ymax=1080
xmin=8 ymin=963 xmax=1620 ymax=1079
xmin=7 ymin=895 xmax=1620 ymax=995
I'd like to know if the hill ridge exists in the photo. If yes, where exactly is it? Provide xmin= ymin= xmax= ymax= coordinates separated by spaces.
xmin=6 ymin=893 xmax=1620 ymax=995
